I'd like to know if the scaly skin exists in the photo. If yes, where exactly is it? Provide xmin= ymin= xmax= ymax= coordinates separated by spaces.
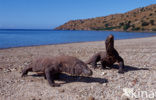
xmin=22 ymin=55 xmax=92 ymax=87
xmin=86 ymin=34 xmax=124 ymax=73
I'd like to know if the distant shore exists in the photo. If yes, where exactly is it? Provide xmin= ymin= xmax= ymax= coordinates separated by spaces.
xmin=54 ymin=29 xmax=156 ymax=33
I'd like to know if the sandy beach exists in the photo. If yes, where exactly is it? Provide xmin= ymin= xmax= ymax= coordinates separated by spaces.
xmin=0 ymin=36 xmax=156 ymax=100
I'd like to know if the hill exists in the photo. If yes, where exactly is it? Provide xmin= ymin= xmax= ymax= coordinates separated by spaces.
xmin=55 ymin=4 xmax=156 ymax=32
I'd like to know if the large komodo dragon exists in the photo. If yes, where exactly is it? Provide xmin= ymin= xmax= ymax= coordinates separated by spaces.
xmin=21 ymin=55 xmax=93 ymax=87
xmin=87 ymin=34 xmax=124 ymax=73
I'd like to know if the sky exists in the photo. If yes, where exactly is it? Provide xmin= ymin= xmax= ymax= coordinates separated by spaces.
xmin=0 ymin=0 xmax=156 ymax=29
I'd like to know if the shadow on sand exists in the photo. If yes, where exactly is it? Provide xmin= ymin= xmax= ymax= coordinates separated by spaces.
xmin=30 ymin=73 xmax=108 ymax=85
xmin=111 ymin=64 xmax=149 ymax=73
xmin=57 ymin=73 xmax=108 ymax=84
xmin=97 ymin=64 xmax=149 ymax=73
xmin=28 ymin=65 xmax=148 ymax=86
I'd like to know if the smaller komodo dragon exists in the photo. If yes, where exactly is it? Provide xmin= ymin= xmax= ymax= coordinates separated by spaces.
xmin=86 ymin=34 xmax=124 ymax=73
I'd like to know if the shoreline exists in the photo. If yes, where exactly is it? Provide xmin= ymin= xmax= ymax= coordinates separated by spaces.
xmin=1 ymin=35 xmax=156 ymax=50
xmin=54 ymin=29 xmax=156 ymax=33
xmin=1 ymin=29 xmax=156 ymax=33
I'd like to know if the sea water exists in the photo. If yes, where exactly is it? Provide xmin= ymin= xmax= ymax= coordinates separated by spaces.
xmin=0 ymin=29 xmax=156 ymax=49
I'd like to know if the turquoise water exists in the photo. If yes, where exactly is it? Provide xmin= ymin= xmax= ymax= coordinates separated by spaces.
xmin=0 ymin=29 xmax=156 ymax=49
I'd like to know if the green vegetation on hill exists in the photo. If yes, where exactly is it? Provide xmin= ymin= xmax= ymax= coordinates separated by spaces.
xmin=55 ymin=4 xmax=156 ymax=32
